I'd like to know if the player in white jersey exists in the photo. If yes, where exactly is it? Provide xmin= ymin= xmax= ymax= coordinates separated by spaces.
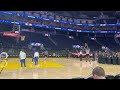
xmin=34 ymin=50 xmax=39 ymax=67
xmin=19 ymin=49 xmax=26 ymax=69
xmin=79 ymin=50 xmax=83 ymax=61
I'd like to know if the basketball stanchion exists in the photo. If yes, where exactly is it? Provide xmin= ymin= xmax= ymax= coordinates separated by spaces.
xmin=0 ymin=52 xmax=9 ymax=74
xmin=0 ymin=59 xmax=8 ymax=74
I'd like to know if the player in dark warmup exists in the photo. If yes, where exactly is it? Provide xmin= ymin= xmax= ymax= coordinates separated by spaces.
xmin=31 ymin=48 xmax=36 ymax=62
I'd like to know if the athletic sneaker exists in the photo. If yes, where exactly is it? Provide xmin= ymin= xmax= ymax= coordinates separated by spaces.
xmin=36 ymin=65 xmax=40 ymax=67
xmin=20 ymin=67 xmax=22 ymax=71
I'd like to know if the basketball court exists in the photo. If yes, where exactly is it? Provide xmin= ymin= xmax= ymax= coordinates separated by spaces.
xmin=0 ymin=57 xmax=119 ymax=79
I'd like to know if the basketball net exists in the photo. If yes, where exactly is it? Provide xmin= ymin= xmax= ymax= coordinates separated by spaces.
xmin=18 ymin=25 xmax=25 ymax=41
xmin=21 ymin=35 xmax=25 ymax=41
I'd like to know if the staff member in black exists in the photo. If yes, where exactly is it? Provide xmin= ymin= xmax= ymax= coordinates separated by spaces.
xmin=44 ymin=50 xmax=48 ymax=60
xmin=66 ymin=49 xmax=70 ymax=59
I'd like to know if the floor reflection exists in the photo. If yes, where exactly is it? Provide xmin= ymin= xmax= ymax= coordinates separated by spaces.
xmin=0 ymin=58 xmax=118 ymax=79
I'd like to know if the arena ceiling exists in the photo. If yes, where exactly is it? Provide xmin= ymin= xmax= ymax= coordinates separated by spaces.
xmin=52 ymin=11 xmax=118 ymax=19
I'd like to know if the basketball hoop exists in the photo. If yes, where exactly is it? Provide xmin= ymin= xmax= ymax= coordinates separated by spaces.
xmin=21 ymin=35 xmax=25 ymax=41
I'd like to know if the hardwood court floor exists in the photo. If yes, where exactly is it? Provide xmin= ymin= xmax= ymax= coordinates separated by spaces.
xmin=0 ymin=57 xmax=120 ymax=79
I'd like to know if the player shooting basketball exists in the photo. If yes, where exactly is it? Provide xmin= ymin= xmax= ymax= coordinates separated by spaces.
xmin=85 ymin=47 xmax=90 ymax=63
xmin=84 ymin=43 xmax=91 ymax=63
xmin=79 ymin=49 xmax=83 ymax=61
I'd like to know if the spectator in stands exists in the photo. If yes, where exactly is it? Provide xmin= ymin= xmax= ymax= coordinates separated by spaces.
xmin=66 ymin=49 xmax=70 ymax=59
xmin=11 ymin=44 xmax=14 ymax=53
xmin=93 ymin=51 xmax=98 ymax=62
xmin=0 ymin=47 xmax=2 ymax=63
xmin=92 ymin=66 xmax=106 ymax=79
xmin=0 ymin=43 xmax=2 ymax=51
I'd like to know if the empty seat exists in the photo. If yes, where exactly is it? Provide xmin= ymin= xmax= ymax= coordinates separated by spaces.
xmin=72 ymin=77 xmax=84 ymax=79
xmin=105 ymin=75 xmax=114 ymax=79
xmin=114 ymin=74 xmax=120 ymax=79
xmin=87 ymin=76 xmax=93 ymax=79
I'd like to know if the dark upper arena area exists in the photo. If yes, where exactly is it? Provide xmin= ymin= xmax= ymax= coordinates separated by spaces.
xmin=0 ymin=11 xmax=120 ymax=56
